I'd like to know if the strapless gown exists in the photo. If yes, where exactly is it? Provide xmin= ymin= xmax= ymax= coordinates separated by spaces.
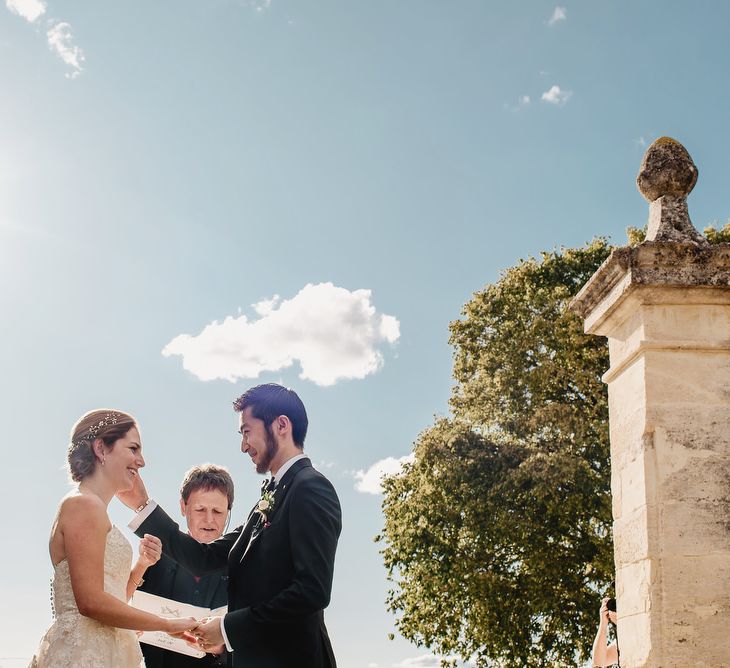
xmin=30 ymin=525 xmax=145 ymax=667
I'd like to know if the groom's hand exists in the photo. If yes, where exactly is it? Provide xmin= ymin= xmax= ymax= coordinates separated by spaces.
xmin=192 ymin=616 xmax=225 ymax=652
xmin=117 ymin=469 xmax=150 ymax=511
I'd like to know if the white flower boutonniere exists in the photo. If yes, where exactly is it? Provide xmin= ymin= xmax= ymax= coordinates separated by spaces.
xmin=257 ymin=490 xmax=276 ymax=527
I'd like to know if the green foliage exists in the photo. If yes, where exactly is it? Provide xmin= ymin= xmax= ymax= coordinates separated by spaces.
xmin=704 ymin=222 xmax=730 ymax=243
xmin=627 ymin=222 xmax=730 ymax=245
xmin=626 ymin=226 xmax=646 ymax=245
xmin=379 ymin=240 xmax=615 ymax=667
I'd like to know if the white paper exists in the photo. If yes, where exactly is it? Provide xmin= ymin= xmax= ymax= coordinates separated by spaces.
xmin=131 ymin=589 xmax=228 ymax=658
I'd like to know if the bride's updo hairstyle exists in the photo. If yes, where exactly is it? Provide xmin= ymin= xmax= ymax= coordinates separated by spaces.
xmin=67 ymin=409 xmax=137 ymax=482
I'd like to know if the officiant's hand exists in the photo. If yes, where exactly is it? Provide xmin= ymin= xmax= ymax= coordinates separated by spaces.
xmin=138 ymin=534 xmax=162 ymax=568
xmin=191 ymin=616 xmax=225 ymax=652
xmin=117 ymin=468 xmax=150 ymax=511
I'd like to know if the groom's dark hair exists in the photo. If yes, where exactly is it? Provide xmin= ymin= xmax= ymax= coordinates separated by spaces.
xmin=233 ymin=383 xmax=308 ymax=448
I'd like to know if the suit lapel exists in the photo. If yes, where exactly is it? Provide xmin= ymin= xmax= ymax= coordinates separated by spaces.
xmin=268 ymin=456 xmax=311 ymax=514
xmin=239 ymin=457 xmax=312 ymax=563
xmin=229 ymin=501 xmax=263 ymax=566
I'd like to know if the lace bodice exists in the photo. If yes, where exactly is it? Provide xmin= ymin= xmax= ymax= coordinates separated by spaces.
xmin=31 ymin=526 xmax=144 ymax=667
xmin=52 ymin=525 xmax=132 ymax=615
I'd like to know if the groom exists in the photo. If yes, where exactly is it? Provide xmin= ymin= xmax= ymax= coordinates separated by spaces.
xmin=123 ymin=384 xmax=342 ymax=668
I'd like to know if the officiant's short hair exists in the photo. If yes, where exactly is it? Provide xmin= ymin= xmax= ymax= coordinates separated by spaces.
xmin=233 ymin=383 xmax=308 ymax=448
xmin=180 ymin=464 xmax=235 ymax=509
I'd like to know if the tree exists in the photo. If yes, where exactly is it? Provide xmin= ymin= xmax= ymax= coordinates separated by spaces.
xmin=704 ymin=222 xmax=730 ymax=243
xmin=626 ymin=222 xmax=730 ymax=245
xmin=379 ymin=226 xmax=729 ymax=665
xmin=378 ymin=239 xmax=615 ymax=667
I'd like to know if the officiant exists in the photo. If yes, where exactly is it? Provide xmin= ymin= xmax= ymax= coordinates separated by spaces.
xmin=138 ymin=464 xmax=234 ymax=668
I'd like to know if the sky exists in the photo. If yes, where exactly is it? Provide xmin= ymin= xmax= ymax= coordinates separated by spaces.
xmin=2 ymin=1 xmax=730 ymax=666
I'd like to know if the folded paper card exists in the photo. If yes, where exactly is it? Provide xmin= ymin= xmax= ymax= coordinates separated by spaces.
xmin=131 ymin=589 xmax=227 ymax=657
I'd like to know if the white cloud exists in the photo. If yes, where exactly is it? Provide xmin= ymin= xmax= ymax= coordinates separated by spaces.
xmin=505 ymin=95 xmax=531 ymax=113
xmin=393 ymin=655 xmax=466 ymax=668
xmin=47 ymin=21 xmax=85 ymax=78
xmin=541 ymin=84 xmax=572 ymax=105
xmin=637 ymin=136 xmax=647 ymax=148
xmin=354 ymin=453 xmax=414 ymax=495
xmin=547 ymin=6 xmax=567 ymax=26
xmin=253 ymin=295 xmax=280 ymax=316
xmin=5 ymin=2 xmax=85 ymax=78
xmin=5 ymin=0 xmax=46 ymax=22
xmin=162 ymin=282 xmax=400 ymax=386
xmin=393 ymin=657 xmax=441 ymax=668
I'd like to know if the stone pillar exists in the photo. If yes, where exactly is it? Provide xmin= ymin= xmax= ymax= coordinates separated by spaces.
xmin=571 ymin=138 xmax=730 ymax=667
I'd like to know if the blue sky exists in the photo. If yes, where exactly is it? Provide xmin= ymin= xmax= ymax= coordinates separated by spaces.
xmin=2 ymin=2 xmax=729 ymax=666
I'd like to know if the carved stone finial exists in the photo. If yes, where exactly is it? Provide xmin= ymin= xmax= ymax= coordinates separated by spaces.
xmin=636 ymin=137 xmax=707 ymax=245
xmin=637 ymin=137 xmax=697 ymax=202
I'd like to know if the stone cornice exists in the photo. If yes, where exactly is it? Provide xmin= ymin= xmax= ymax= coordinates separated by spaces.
xmin=570 ymin=242 xmax=730 ymax=332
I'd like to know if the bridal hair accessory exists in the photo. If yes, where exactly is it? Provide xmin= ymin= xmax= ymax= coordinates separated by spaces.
xmin=88 ymin=412 xmax=120 ymax=438
xmin=73 ymin=412 xmax=121 ymax=446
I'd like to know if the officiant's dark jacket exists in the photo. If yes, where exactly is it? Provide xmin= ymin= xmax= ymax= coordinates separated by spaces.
xmin=137 ymin=457 xmax=341 ymax=668
xmin=138 ymin=554 xmax=229 ymax=667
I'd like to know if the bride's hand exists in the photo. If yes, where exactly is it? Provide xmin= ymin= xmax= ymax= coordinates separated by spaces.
xmin=117 ymin=469 xmax=150 ymax=511
xmin=138 ymin=534 xmax=162 ymax=568
xmin=163 ymin=616 xmax=198 ymax=637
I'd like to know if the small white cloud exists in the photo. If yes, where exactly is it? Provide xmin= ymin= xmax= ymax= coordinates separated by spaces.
xmin=506 ymin=95 xmax=531 ymax=113
xmin=162 ymin=282 xmax=400 ymax=387
xmin=368 ymin=664 xmax=379 ymax=668
xmin=253 ymin=295 xmax=280 ymax=316
xmin=5 ymin=0 xmax=46 ymax=22
xmin=47 ymin=21 xmax=85 ymax=78
xmin=637 ymin=136 xmax=647 ymax=148
xmin=354 ymin=454 xmax=414 ymax=495
xmin=393 ymin=655 xmax=464 ymax=668
xmin=547 ymin=6 xmax=567 ymax=26
xmin=541 ymin=84 xmax=572 ymax=105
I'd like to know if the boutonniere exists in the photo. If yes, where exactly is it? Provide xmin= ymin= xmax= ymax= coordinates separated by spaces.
xmin=257 ymin=490 xmax=276 ymax=527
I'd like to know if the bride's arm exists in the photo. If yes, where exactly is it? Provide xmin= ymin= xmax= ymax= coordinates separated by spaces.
xmin=125 ymin=534 xmax=162 ymax=601
xmin=60 ymin=495 xmax=195 ymax=634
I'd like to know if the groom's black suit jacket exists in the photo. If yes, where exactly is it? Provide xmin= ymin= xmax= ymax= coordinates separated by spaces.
xmin=136 ymin=458 xmax=341 ymax=668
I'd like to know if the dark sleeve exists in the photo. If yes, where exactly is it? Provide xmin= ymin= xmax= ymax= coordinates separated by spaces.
xmin=223 ymin=474 xmax=342 ymax=649
xmin=138 ymin=554 xmax=174 ymax=597
xmin=136 ymin=504 xmax=241 ymax=575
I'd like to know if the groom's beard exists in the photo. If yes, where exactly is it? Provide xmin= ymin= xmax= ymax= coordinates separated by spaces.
xmin=256 ymin=426 xmax=279 ymax=474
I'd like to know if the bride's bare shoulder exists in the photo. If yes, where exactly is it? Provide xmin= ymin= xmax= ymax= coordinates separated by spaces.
xmin=50 ymin=493 xmax=110 ymax=562
xmin=57 ymin=492 xmax=108 ymax=526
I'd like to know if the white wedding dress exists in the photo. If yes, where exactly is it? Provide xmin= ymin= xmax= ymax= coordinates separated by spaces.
xmin=30 ymin=526 xmax=145 ymax=668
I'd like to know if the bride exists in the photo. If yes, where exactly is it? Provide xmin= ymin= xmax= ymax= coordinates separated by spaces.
xmin=30 ymin=409 xmax=198 ymax=668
